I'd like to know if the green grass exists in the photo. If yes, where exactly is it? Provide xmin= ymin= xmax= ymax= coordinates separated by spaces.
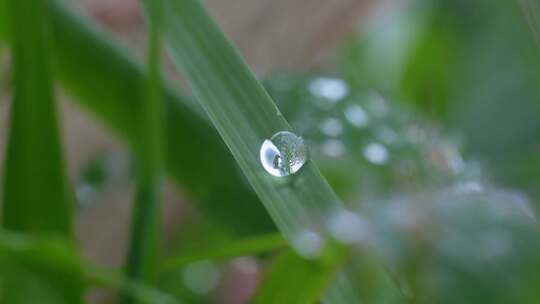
xmin=1 ymin=0 xmax=82 ymax=302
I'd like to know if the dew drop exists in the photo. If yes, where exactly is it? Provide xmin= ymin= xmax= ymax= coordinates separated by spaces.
xmin=308 ymin=77 xmax=349 ymax=102
xmin=344 ymin=104 xmax=369 ymax=128
xmin=292 ymin=229 xmax=325 ymax=259
xmin=363 ymin=142 xmax=389 ymax=165
xmin=260 ymin=131 xmax=308 ymax=177
xmin=328 ymin=210 xmax=369 ymax=244
xmin=375 ymin=127 xmax=398 ymax=145
xmin=367 ymin=92 xmax=389 ymax=118
xmin=321 ymin=139 xmax=346 ymax=158
xmin=182 ymin=260 xmax=221 ymax=294
xmin=319 ymin=118 xmax=344 ymax=137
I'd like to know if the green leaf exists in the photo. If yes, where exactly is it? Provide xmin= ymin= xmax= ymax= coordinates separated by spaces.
xmin=46 ymin=0 xmax=273 ymax=235
xmin=159 ymin=233 xmax=286 ymax=274
xmin=1 ymin=0 xmax=82 ymax=302
xmin=254 ymin=249 xmax=344 ymax=304
xmin=160 ymin=0 xmax=343 ymax=249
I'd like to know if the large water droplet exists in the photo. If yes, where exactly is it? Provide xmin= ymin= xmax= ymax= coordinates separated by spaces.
xmin=260 ymin=131 xmax=308 ymax=177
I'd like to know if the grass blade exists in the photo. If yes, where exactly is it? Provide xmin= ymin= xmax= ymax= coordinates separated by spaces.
xmin=159 ymin=0 xmax=360 ymax=301
xmin=122 ymin=1 xmax=165 ymax=303
xmin=161 ymin=0 xmax=343 ymax=253
xmin=1 ymin=0 xmax=82 ymax=302
xmin=46 ymin=0 xmax=273 ymax=235
xmin=159 ymin=233 xmax=285 ymax=273
xmin=520 ymin=0 xmax=540 ymax=47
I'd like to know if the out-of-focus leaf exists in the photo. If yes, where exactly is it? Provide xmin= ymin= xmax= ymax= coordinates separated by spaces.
xmin=0 ymin=0 xmax=7 ymax=40
xmin=0 ymin=231 xmax=176 ymax=304
xmin=159 ymin=233 xmax=285 ymax=274
xmin=1 ymin=0 xmax=83 ymax=302
xmin=254 ymin=249 xmax=344 ymax=304
xmin=45 ymin=0 xmax=273 ymax=235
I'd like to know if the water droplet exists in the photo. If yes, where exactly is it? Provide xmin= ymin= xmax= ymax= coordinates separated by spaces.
xmin=453 ymin=181 xmax=483 ymax=193
xmin=76 ymin=183 xmax=97 ymax=207
xmin=292 ymin=229 xmax=325 ymax=259
xmin=183 ymin=260 xmax=221 ymax=294
xmin=319 ymin=118 xmax=344 ymax=137
xmin=366 ymin=92 xmax=389 ymax=117
xmin=231 ymin=257 xmax=259 ymax=275
xmin=363 ymin=142 xmax=389 ymax=165
xmin=375 ymin=127 xmax=398 ymax=145
xmin=321 ymin=139 xmax=346 ymax=158
xmin=328 ymin=210 xmax=369 ymax=244
xmin=308 ymin=77 xmax=349 ymax=102
xmin=260 ymin=131 xmax=308 ymax=177
xmin=344 ymin=104 xmax=369 ymax=128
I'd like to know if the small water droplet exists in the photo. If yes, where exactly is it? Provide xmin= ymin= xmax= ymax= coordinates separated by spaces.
xmin=375 ymin=127 xmax=398 ymax=145
xmin=308 ymin=77 xmax=349 ymax=102
xmin=321 ymin=139 xmax=346 ymax=158
xmin=182 ymin=260 xmax=221 ymax=294
xmin=292 ymin=229 xmax=325 ymax=259
xmin=319 ymin=118 xmax=344 ymax=137
xmin=453 ymin=181 xmax=483 ymax=193
xmin=328 ymin=210 xmax=369 ymax=244
xmin=367 ymin=92 xmax=389 ymax=118
xmin=344 ymin=104 xmax=369 ymax=128
xmin=260 ymin=131 xmax=308 ymax=177
xmin=363 ymin=142 xmax=389 ymax=165
xmin=231 ymin=257 xmax=259 ymax=275
xmin=76 ymin=183 xmax=97 ymax=207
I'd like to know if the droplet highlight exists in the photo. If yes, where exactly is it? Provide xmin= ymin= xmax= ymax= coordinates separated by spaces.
xmin=260 ymin=131 xmax=308 ymax=177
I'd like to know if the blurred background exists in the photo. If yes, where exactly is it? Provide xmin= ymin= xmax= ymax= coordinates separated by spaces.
xmin=1 ymin=0 xmax=540 ymax=303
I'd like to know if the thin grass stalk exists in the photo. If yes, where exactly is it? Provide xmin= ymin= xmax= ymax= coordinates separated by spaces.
xmin=122 ymin=1 xmax=165 ymax=303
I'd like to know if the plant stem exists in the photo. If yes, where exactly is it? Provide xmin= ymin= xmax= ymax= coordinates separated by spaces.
xmin=122 ymin=1 xmax=165 ymax=303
